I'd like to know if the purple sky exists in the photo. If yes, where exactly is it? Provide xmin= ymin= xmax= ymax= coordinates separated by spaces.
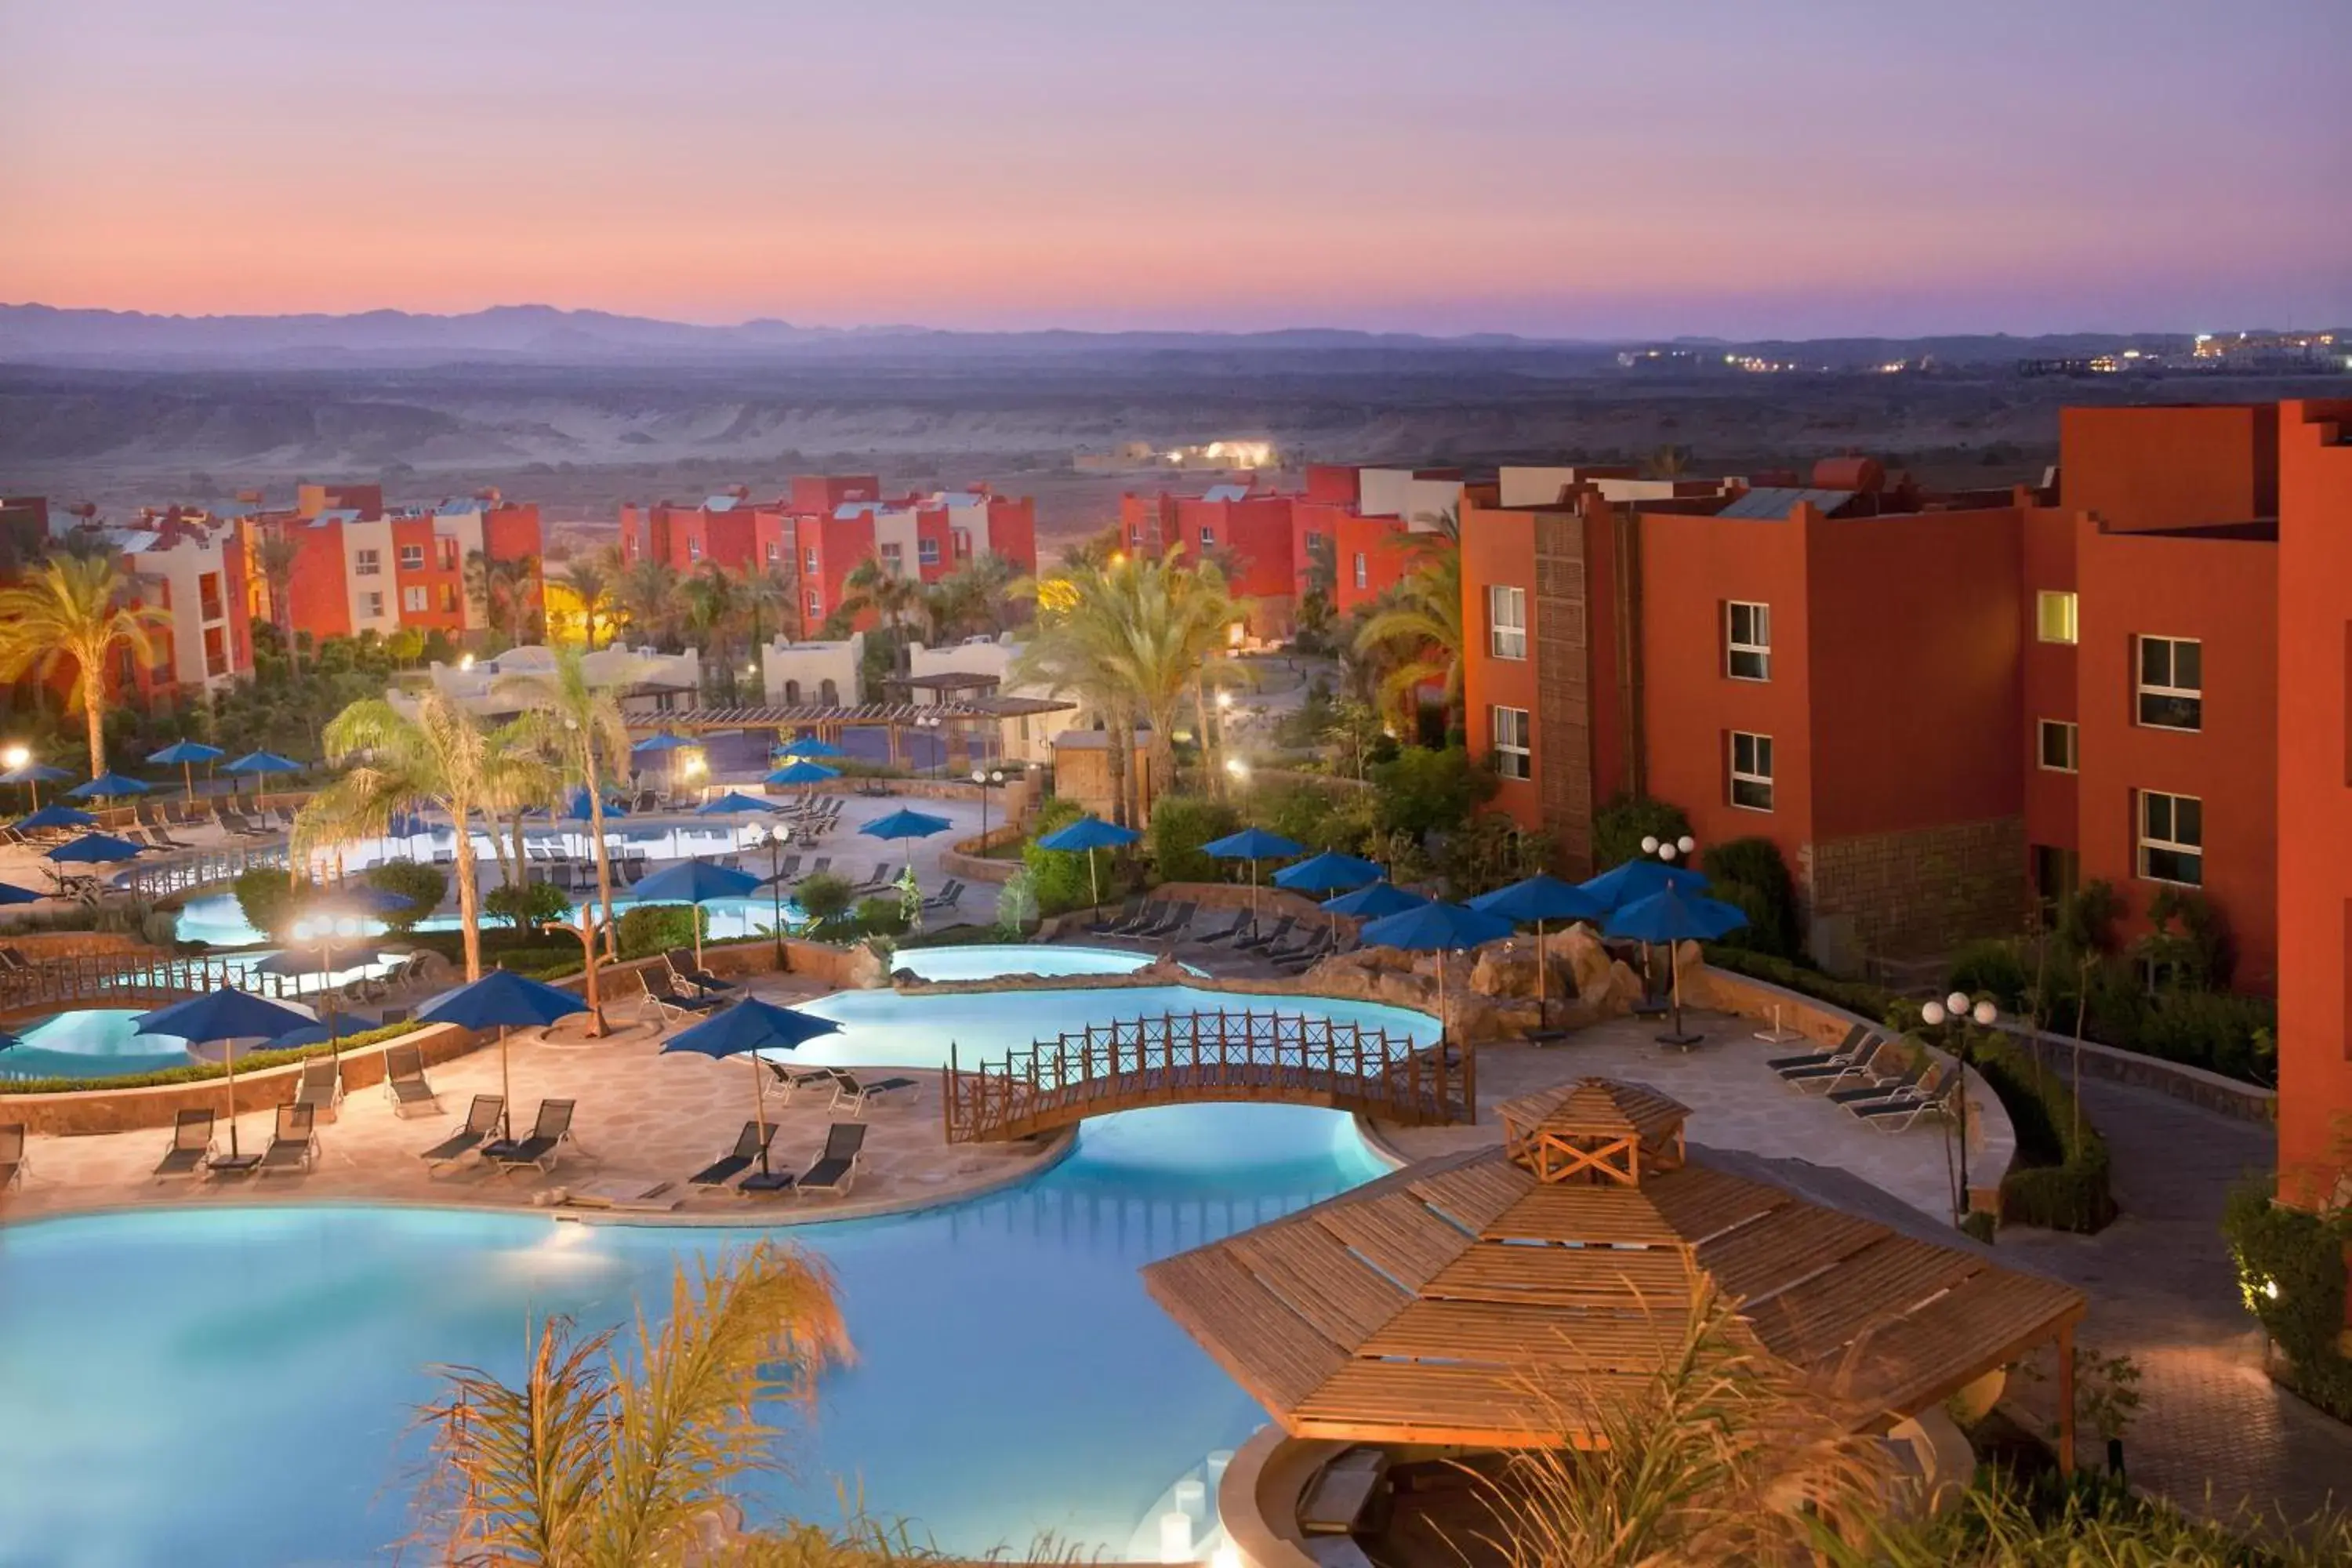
xmin=4 ymin=0 xmax=2346 ymax=336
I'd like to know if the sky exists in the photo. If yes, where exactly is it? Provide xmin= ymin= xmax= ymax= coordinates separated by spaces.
xmin=3 ymin=0 xmax=2347 ymax=338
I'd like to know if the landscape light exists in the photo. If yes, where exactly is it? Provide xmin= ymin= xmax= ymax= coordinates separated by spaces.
xmin=1225 ymin=758 xmax=1249 ymax=779
xmin=0 ymin=745 xmax=25 ymax=771
xmin=1216 ymin=691 xmax=1233 ymax=710
xmin=1973 ymin=1000 xmax=1999 ymax=1027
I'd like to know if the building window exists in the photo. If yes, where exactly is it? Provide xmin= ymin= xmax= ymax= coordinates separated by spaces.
xmin=198 ymin=572 xmax=224 ymax=622
xmin=1726 ymin=601 xmax=1770 ymax=681
xmin=806 ymin=590 xmax=821 ymax=616
xmin=354 ymin=548 xmax=381 ymax=577
xmin=438 ymin=539 xmax=459 ymax=572
xmin=1200 ymin=524 xmax=1218 ymax=550
xmin=953 ymin=528 xmax=971 ymax=560
xmin=686 ymin=538 xmax=702 ymax=562
xmin=819 ymin=678 xmax=840 ymax=706
xmin=1352 ymin=552 xmax=1367 ymax=590
xmin=918 ymin=537 xmax=940 ymax=567
xmin=804 ymin=548 xmax=819 ymax=575
xmin=2138 ymin=790 xmax=2203 ymax=886
xmin=2136 ymin=636 xmax=2202 ymax=731
xmin=765 ymin=541 xmax=780 ymax=564
xmin=880 ymin=543 xmax=902 ymax=571
xmin=202 ymin=625 xmax=227 ymax=679
xmin=1487 ymin=585 xmax=1528 ymax=660
xmin=1490 ymin=706 xmax=1531 ymax=780
xmin=2038 ymin=719 xmax=2078 ymax=772
xmin=398 ymin=544 xmax=425 ymax=572
xmin=2031 ymin=844 xmax=2079 ymax=923
xmin=402 ymin=586 xmax=428 ymax=613
xmin=2036 ymin=590 xmax=2078 ymax=644
xmin=440 ymin=585 xmax=459 ymax=614
xmin=362 ymin=591 xmax=384 ymax=619
xmin=1730 ymin=731 xmax=1774 ymax=811
xmin=783 ymin=680 xmax=802 ymax=704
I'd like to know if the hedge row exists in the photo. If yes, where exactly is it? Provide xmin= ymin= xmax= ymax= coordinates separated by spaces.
xmin=1976 ymin=1043 xmax=2118 ymax=1233
xmin=0 ymin=1017 xmax=427 ymax=1097
xmin=2223 ymin=1179 xmax=2352 ymax=1421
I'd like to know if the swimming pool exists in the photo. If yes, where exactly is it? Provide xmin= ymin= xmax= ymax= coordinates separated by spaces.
xmin=887 ymin=943 xmax=1171 ymax=982
xmin=0 ymin=1008 xmax=192 ymax=1080
xmin=0 ymin=1102 xmax=1388 ymax=1564
xmin=174 ymin=888 xmax=811 ymax=949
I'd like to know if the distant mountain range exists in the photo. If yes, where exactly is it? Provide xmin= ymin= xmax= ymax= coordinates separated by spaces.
xmin=0 ymin=302 xmax=2204 ymax=369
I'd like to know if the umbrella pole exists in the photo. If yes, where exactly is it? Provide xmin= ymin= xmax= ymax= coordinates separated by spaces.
xmin=499 ymin=1025 xmax=513 ymax=1141
xmin=223 ymin=1040 xmax=239 ymax=1158
xmin=183 ymin=760 xmax=194 ymax=806
xmin=752 ymin=1052 xmax=770 ymax=1174
xmin=1087 ymin=847 xmax=1099 ymax=909
xmin=1536 ymin=918 xmax=1547 ymax=1032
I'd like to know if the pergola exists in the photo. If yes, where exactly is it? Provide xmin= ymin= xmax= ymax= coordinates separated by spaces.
xmin=637 ymin=696 xmax=1072 ymax=771
xmin=1145 ymin=1078 xmax=2086 ymax=1461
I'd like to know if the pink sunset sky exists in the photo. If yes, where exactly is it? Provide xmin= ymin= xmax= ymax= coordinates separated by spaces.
xmin=3 ymin=0 xmax=2346 ymax=337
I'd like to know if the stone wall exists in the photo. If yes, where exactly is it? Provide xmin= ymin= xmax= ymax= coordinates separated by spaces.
xmin=1806 ymin=815 xmax=2026 ymax=965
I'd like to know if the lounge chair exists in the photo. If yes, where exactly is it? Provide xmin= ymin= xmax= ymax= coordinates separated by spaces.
xmin=1133 ymin=900 xmax=1194 ymax=938
xmin=1087 ymin=897 xmax=1145 ymax=935
xmin=383 ymin=1042 xmax=440 ymax=1116
xmin=152 ymin=1109 xmax=216 ymax=1180
xmin=830 ymin=1071 xmax=918 ymax=1117
xmin=1768 ymin=1023 xmax=1869 ymax=1073
xmin=691 ymin=1121 xmax=776 ymax=1189
xmin=1780 ymin=1036 xmax=1889 ymax=1091
xmin=1826 ymin=1056 xmax=1929 ymax=1107
xmin=1262 ymin=924 xmax=1327 ymax=964
xmin=806 ymin=856 xmax=832 ymax=877
xmin=1233 ymin=916 xmax=1294 ymax=953
xmin=847 ymin=861 xmax=891 ymax=891
xmin=257 ymin=1102 xmax=318 ymax=1175
xmin=420 ymin=1094 xmax=506 ymax=1172
xmin=1272 ymin=930 xmax=1338 ymax=972
xmin=641 ymin=967 xmax=723 ymax=1023
xmin=1853 ymin=1070 xmax=1955 ymax=1131
xmin=0 ymin=1122 xmax=24 ymax=1191
xmin=485 ymin=1098 xmax=579 ymax=1177
xmin=665 ymin=949 xmax=739 ymax=999
xmin=1190 ymin=909 xmax=1251 ymax=946
xmin=793 ymin=1122 xmax=869 ymax=1199
xmin=766 ymin=1060 xmax=841 ymax=1102
xmin=292 ymin=1057 xmax=343 ymax=1123
xmin=921 ymin=880 xmax=967 ymax=914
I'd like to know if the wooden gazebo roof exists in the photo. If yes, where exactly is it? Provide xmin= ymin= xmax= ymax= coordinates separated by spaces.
xmin=637 ymin=696 xmax=1072 ymax=731
xmin=1142 ymin=1077 xmax=2085 ymax=1449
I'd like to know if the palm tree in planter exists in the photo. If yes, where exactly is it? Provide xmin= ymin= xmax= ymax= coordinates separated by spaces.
xmin=497 ymin=648 xmax=640 ymax=992
xmin=1013 ymin=560 xmax=1144 ymax=827
xmin=0 ymin=554 xmax=172 ymax=777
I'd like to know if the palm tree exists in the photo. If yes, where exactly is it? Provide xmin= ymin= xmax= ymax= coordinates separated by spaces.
xmin=681 ymin=563 xmax=743 ymax=702
xmin=556 ymin=555 xmax=615 ymax=650
xmin=735 ymin=561 xmax=797 ymax=677
xmin=1096 ymin=552 xmax=1244 ymax=801
xmin=1013 ymin=560 xmax=1144 ymax=826
xmin=416 ymin=1243 xmax=851 ymax=1564
xmin=0 ymin=554 xmax=172 ymax=776
xmin=466 ymin=549 xmax=542 ymax=648
xmin=833 ymin=554 xmax=923 ymax=667
xmin=497 ymin=648 xmax=639 ymax=1004
xmin=1352 ymin=541 xmax=1466 ymax=733
xmin=300 ymin=691 xmax=499 ymax=979
xmin=252 ymin=531 xmax=306 ymax=676
xmin=617 ymin=558 xmax=681 ymax=650
xmin=481 ymin=719 xmax=564 ymax=939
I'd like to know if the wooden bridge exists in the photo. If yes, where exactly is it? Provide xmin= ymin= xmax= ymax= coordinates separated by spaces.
xmin=942 ymin=1008 xmax=1475 ymax=1143
xmin=114 ymin=841 xmax=290 ymax=900
xmin=0 ymin=951 xmax=312 ymax=1023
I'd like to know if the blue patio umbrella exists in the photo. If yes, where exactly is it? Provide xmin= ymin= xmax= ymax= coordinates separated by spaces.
xmin=661 ymin=996 xmax=843 ymax=1176
xmin=631 ymin=732 xmax=691 ymax=753
xmin=1469 ymin=873 xmax=1612 ymax=1032
xmin=0 ymin=881 xmax=44 ymax=906
xmin=66 ymin=771 xmax=151 ymax=800
xmin=775 ymin=736 xmax=845 ymax=760
xmin=148 ymin=740 xmax=227 ymax=804
xmin=561 ymin=786 xmax=626 ymax=823
xmin=1273 ymin=850 xmax=1382 ymax=895
xmin=765 ymin=760 xmax=840 ymax=788
xmin=1357 ymin=899 xmax=1515 ymax=1045
xmin=259 ymin=1013 xmax=378 ymax=1054
xmin=632 ymin=858 xmax=762 ymax=965
xmin=1 ymin=761 xmax=73 ymax=810
xmin=16 ymin=803 xmax=96 ymax=833
xmin=47 ymin=832 xmax=143 ymax=864
xmin=1321 ymin=880 xmax=1430 ymax=921
xmin=224 ymin=750 xmax=303 ymax=808
xmin=1036 ymin=814 xmax=1142 ymax=906
xmin=1204 ymin=826 xmax=1304 ymax=914
xmin=135 ymin=989 xmax=318 ymax=1159
xmin=1578 ymin=856 xmax=1711 ymax=913
xmin=419 ymin=968 xmax=591 ymax=1138
xmin=859 ymin=807 xmax=953 ymax=842
xmin=1604 ymin=886 xmax=1750 ymax=1046
xmin=696 ymin=792 xmax=779 ymax=816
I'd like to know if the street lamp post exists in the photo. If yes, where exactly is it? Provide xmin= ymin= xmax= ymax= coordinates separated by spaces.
xmin=971 ymin=767 xmax=1006 ymax=849
xmin=1636 ymin=833 xmax=1697 ymax=1005
xmin=1920 ymin=989 xmax=1998 ymax=1231
xmin=752 ymin=823 xmax=793 ymax=969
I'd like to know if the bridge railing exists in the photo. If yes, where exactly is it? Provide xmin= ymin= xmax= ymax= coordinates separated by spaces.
xmin=942 ymin=1007 xmax=1473 ymax=1142
xmin=0 ymin=950 xmax=309 ymax=1018
xmin=114 ymin=841 xmax=290 ymax=900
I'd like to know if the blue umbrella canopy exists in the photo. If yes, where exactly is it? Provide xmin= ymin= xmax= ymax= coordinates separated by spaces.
xmin=765 ymin=760 xmax=840 ymax=787
xmin=774 ymin=736 xmax=845 ymax=760
xmin=1321 ymin=880 xmax=1431 ymax=920
xmin=1603 ymin=886 xmax=1750 ymax=946
xmin=385 ymin=811 xmax=430 ymax=837
xmin=224 ymin=750 xmax=303 ymax=775
xmin=631 ymin=732 xmax=691 ymax=754
xmin=1036 ymin=815 xmax=1142 ymax=853
xmin=1272 ymin=850 xmax=1382 ymax=894
xmin=66 ymin=771 xmax=151 ymax=799
xmin=260 ymin=1013 xmax=378 ymax=1053
xmin=632 ymin=858 xmax=762 ymax=904
xmin=696 ymin=792 xmax=780 ymax=815
xmin=147 ymin=741 xmax=226 ymax=766
xmin=16 ymin=804 xmax=96 ymax=832
xmin=1468 ymin=873 xmax=1610 ymax=925
xmin=1357 ymin=900 xmax=1516 ymax=953
xmin=561 ymin=787 xmax=626 ymax=822
xmin=1203 ymin=827 xmax=1305 ymax=862
xmin=417 ymin=969 xmax=589 ymax=1032
xmin=1578 ymin=857 xmax=1711 ymax=912
xmin=859 ymin=808 xmax=954 ymax=842
xmin=0 ymin=881 xmax=44 ymax=906
xmin=47 ymin=832 xmax=143 ymax=864
xmin=660 ymin=996 xmax=841 ymax=1060
xmin=135 ymin=989 xmax=315 ymax=1045
xmin=251 ymin=946 xmax=397 ymax=978
xmin=0 ymin=763 xmax=74 ymax=785
xmin=309 ymin=884 xmax=416 ymax=918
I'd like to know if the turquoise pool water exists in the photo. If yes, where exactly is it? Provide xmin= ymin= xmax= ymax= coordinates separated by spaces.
xmin=175 ymin=889 xmax=808 ymax=949
xmin=887 ymin=944 xmax=1165 ymax=982
xmin=0 ymin=1009 xmax=191 ymax=1081
xmin=0 ymin=1102 xmax=1387 ymax=1566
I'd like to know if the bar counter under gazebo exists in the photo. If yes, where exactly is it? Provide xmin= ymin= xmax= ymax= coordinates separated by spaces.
xmin=1145 ymin=1079 xmax=2087 ymax=1560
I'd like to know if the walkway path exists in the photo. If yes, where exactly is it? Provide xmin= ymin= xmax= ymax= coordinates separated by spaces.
xmin=1997 ymin=1076 xmax=2352 ymax=1524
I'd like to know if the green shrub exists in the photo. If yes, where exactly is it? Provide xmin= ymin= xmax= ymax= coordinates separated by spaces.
xmin=1257 ymin=782 xmax=1377 ymax=858
xmin=1698 ymin=836 xmax=1799 ymax=960
xmin=614 ymin=903 xmax=706 ymax=960
xmin=233 ymin=866 xmax=318 ymax=942
xmin=1700 ymin=945 xmax=1906 ymax=1031
xmin=485 ymin=880 xmax=571 ymax=934
xmin=793 ymin=872 xmax=856 ymax=932
xmin=854 ymin=895 xmax=908 ymax=937
xmin=1592 ymin=793 xmax=1692 ymax=874
xmin=1367 ymin=746 xmax=1493 ymax=839
xmin=1977 ymin=1042 xmax=2118 ymax=1232
xmin=1146 ymin=794 xmax=1241 ymax=885
xmin=1947 ymin=938 xmax=2031 ymax=1011
xmin=1020 ymin=797 xmax=1098 ymax=915
xmin=365 ymin=858 xmax=446 ymax=934
xmin=0 ymin=1018 xmax=426 ymax=1095
xmin=2223 ymin=1179 xmax=2352 ymax=1421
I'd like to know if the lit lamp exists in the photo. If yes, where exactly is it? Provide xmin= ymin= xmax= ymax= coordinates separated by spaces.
xmin=1225 ymin=756 xmax=1250 ymax=808
xmin=1918 ymin=989 xmax=1999 ymax=1230
xmin=970 ymin=766 xmax=1006 ymax=846
xmin=1641 ymin=833 xmax=1697 ymax=863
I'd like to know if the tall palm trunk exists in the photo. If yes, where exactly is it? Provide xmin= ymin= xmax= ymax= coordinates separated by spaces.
xmin=587 ymin=776 xmax=619 ymax=963
xmin=509 ymin=809 xmax=528 ymax=899
xmin=1192 ymin=670 xmax=1218 ymax=798
xmin=1105 ymin=704 xmax=1134 ymax=828
xmin=82 ymin=694 xmax=106 ymax=779
xmin=452 ymin=809 xmax=485 ymax=979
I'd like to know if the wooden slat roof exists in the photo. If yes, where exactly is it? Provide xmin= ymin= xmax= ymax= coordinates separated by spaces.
xmin=639 ymin=695 xmax=1073 ymax=730
xmin=1141 ymin=1081 xmax=2088 ymax=1450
